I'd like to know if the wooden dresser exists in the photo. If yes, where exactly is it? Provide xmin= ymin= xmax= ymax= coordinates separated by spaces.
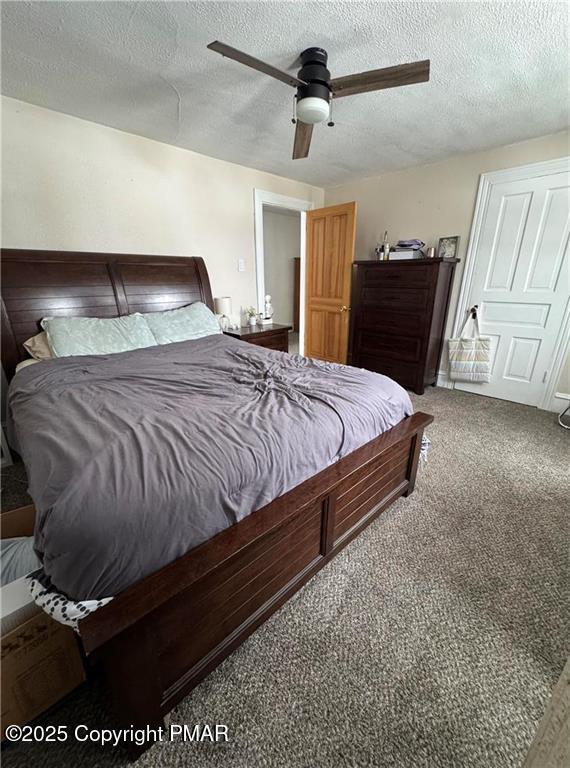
xmin=348 ymin=258 xmax=459 ymax=394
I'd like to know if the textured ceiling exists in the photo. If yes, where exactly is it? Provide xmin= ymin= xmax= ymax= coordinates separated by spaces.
xmin=1 ymin=1 xmax=568 ymax=186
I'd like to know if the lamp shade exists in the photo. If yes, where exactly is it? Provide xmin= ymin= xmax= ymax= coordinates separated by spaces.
xmin=214 ymin=296 xmax=232 ymax=316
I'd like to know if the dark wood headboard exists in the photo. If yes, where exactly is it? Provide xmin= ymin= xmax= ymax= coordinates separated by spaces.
xmin=1 ymin=249 xmax=214 ymax=380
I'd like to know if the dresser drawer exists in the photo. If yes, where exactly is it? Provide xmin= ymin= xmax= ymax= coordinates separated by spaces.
xmin=361 ymin=285 xmax=430 ymax=310
xmin=362 ymin=264 xmax=431 ymax=287
xmin=249 ymin=331 xmax=288 ymax=352
xmin=356 ymin=309 xmax=426 ymax=337
xmin=355 ymin=330 xmax=422 ymax=363
xmin=224 ymin=325 xmax=291 ymax=352
xmin=356 ymin=355 xmax=420 ymax=390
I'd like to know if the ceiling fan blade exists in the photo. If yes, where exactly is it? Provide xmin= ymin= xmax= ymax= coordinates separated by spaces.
xmin=207 ymin=41 xmax=306 ymax=88
xmin=292 ymin=120 xmax=313 ymax=160
xmin=331 ymin=59 xmax=430 ymax=98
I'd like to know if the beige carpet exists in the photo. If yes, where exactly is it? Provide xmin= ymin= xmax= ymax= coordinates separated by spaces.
xmin=2 ymin=388 xmax=568 ymax=767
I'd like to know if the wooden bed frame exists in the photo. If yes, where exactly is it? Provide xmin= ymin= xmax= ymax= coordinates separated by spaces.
xmin=1 ymin=249 xmax=433 ymax=757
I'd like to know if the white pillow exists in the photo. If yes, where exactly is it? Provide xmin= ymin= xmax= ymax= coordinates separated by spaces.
xmin=41 ymin=314 xmax=157 ymax=358
xmin=144 ymin=302 xmax=221 ymax=345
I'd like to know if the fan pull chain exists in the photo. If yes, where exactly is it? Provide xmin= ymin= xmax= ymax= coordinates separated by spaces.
xmin=327 ymin=96 xmax=334 ymax=127
xmin=291 ymin=95 xmax=297 ymax=125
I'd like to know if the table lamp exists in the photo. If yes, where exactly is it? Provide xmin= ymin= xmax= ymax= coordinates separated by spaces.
xmin=214 ymin=296 xmax=232 ymax=330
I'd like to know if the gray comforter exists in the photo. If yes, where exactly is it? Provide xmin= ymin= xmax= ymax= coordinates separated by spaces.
xmin=8 ymin=335 xmax=412 ymax=600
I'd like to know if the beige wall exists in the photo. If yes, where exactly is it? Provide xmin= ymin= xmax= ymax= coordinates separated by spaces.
xmin=263 ymin=208 xmax=300 ymax=326
xmin=1 ymin=97 xmax=324 ymax=314
xmin=325 ymin=131 xmax=570 ymax=393
xmin=2 ymin=96 xmax=568 ymax=398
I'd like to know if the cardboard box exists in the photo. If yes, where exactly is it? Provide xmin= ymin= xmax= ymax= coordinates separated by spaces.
xmin=1 ymin=504 xmax=86 ymax=739
xmin=1 ymin=612 xmax=86 ymax=738
xmin=0 ymin=504 xmax=36 ymax=539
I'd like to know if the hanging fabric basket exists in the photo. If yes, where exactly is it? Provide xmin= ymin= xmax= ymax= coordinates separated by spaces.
xmin=448 ymin=308 xmax=492 ymax=383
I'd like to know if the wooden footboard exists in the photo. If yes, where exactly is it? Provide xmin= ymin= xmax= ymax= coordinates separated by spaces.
xmin=79 ymin=411 xmax=432 ymax=757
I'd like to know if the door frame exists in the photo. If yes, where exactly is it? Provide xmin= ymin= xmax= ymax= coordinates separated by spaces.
xmin=452 ymin=156 xmax=570 ymax=410
xmin=254 ymin=189 xmax=315 ymax=355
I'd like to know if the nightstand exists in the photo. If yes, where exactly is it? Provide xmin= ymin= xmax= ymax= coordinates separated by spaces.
xmin=224 ymin=323 xmax=292 ymax=352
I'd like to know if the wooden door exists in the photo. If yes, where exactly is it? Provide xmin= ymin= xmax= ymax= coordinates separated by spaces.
xmin=305 ymin=202 xmax=356 ymax=363
xmin=456 ymin=166 xmax=569 ymax=406
xmin=293 ymin=257 xmax=300 ymax=332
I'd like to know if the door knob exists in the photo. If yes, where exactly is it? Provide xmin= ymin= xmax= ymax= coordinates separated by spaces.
xmin=339 ymin=305 xmax=350 ymax=313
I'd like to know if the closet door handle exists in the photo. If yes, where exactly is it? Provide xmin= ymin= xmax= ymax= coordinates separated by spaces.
xmin=339 ymin=305 xmax=350 ymax=313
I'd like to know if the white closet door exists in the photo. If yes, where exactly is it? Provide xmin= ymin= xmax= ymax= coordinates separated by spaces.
xmin=456 ymin=166 xmax=569 ymax=406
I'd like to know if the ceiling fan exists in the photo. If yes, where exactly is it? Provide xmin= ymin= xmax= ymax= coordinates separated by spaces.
xmin=207 ymin=41 xmax=430 ymax=160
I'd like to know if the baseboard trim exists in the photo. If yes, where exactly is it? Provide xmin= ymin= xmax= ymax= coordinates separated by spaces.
xmin=434 ymin=375 xmax=570 ymax=411
xmin=436 ymin=370 xmax=454 ymax=389
xmin=547 ymin=391 xmax=570 ymax=413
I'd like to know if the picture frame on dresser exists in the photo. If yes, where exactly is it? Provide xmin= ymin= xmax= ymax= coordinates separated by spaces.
xmin=437 ymin=236 xmax=460 ymax=260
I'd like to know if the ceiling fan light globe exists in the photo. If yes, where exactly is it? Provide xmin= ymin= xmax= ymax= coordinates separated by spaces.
xmin=296 ymin=96 xmax=329 ymax=124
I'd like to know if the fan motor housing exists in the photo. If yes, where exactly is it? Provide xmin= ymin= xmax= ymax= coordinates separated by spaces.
xmin=297 ymin=47 xmax=331 ymax=102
